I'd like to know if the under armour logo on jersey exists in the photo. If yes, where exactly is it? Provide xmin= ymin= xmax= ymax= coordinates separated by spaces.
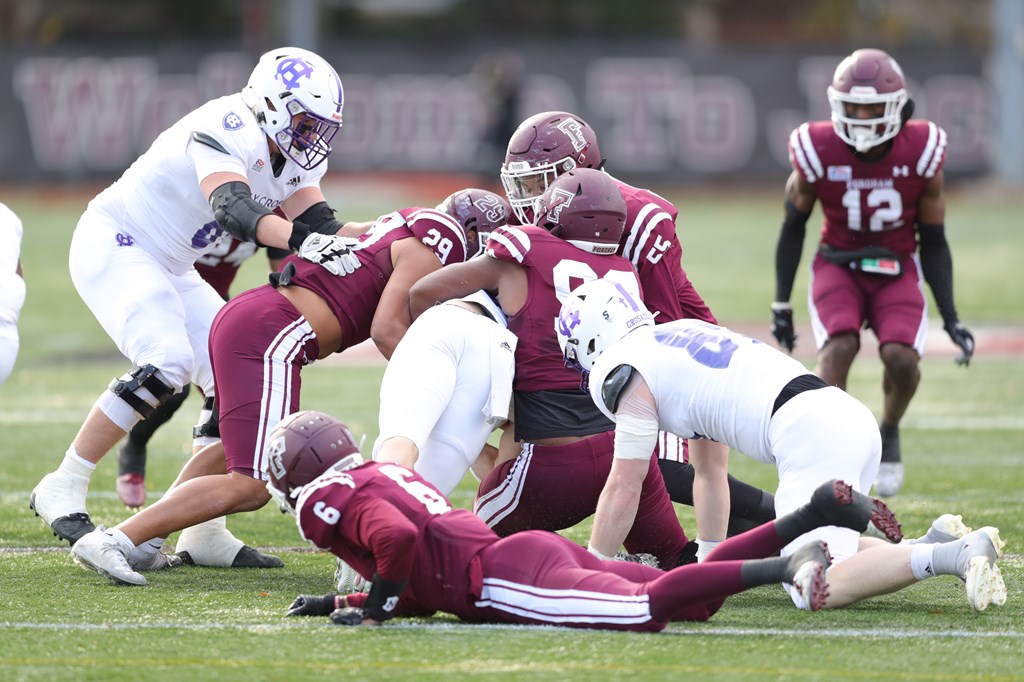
xmin=115 ymin=233 xmax=135 ymax=247
xmin=276 ymin=58 xmax=314 ymax=90
xmin=557 ymin=118 xmax=588 ymax=152
xmin=222 ymin=112 xmax=245 ymax=130
xmin=893 ymin=165 xmax=910 ymax=177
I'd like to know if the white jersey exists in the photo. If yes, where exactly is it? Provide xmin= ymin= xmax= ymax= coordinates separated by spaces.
xmin=86 ymin=93 xmax=327 ymax=275
xmin=588 ymin=319 xmax=811 ymax=463
xmin=0 ymin=202 xmax=24 ymax=385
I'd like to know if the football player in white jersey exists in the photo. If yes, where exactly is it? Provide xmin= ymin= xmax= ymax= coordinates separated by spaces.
xmin=31 ymin=47 xmax=359 ymax=569
xmin=555 ymin=278 xmax=1007 ymax=612
xmin=0 ymin=201 xmax=25 ymax=386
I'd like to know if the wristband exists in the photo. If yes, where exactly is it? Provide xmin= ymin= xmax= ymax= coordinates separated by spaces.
xmin=287 ymin=220 xmax=312 ymax=251
xmin=362 ymin=573 xmax=406 ymax=622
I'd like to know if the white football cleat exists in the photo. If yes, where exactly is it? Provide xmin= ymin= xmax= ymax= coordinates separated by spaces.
xmin=873 ymin=462 xmax=904 ymax=497
xmin=958 ymin=527 xmax=1007 ymax=612
xmin=907 ymin=514 xmax=972 ymax=545
xmin=335 ymin=557 xmax=370 ymax=594
xmin=29 ymin=471 xmax=95 ymax=544
xmin=72 ymin=528 xmax=147 ymax=586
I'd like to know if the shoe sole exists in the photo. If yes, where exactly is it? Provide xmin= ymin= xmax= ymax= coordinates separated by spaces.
xmin=72 ymin=553 xmax=147 ymax=586
xmin=965 ymin=557 xmax=1006 ymax=611
xmin=793 ymin=561 xmax=830 ymax=612
xmin=932 ymin=514 xmax=971 ymax=542
xmin=869 ymin=498 xmax=903 ymax=543
xmin=29 ymin=493 xmax=95 ymax=546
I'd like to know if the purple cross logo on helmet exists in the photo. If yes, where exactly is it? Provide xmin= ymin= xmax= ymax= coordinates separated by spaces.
xmin=276 ymin=58 xmax=315 ymax=90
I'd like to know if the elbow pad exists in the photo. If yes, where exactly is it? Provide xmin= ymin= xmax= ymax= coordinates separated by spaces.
xmin=209 ymin=181 xmax=272 ymax=243
xmin=295 ymin=201 xmax=342 ymax=236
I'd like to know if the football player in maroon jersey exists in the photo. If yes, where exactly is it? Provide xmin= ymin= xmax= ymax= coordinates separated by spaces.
xmin=500 ymin=110 xmax=775 ymax=557
xmin=771 ymin=48 xmax=974 ymax=497
xmin=410 ymin=167 xmax=692 ymax=568
xmin=115 ymin=236 xmax=288 ymax=510
xmin=271 ymin=413 xmax=903 ymax=626
xmin=70 ymin=204 xmax=471 ymax=582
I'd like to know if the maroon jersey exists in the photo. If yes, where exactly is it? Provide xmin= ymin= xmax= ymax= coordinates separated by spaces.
xmin=295 ymin=461 xmax=498 ymax=618
xmin=485 ymin=224 xmax=639 ymax=392
xmin=194 ymin=235 xmax=259 ymax=299
xmin=396 ymin=207 xmax=469 ymax=266
xmin=788 ymin=120 xmax=947 ymax=256
xmin=612 ymin=177 xmax=716 ymax=325
xmin=286 ymin=209 xmax=458 ymax=353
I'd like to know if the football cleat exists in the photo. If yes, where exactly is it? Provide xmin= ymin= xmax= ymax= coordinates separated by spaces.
xmin=127 ymin=545 xmax=184 ymax=572
xmin=785 ymin=540 xmax=832 ymax=612
xmin=178 ymin=545 xmax=284 ymax=569
xmin=614 ymin=551 xmax=660 ymax=569
xmin=958 ymin=527 xmax=1007 ymax=611
xmin=72 ymin=527 xmax=147 ymax=586
xmin=809 ymin=479 xmax=903 ymax=543
xmin=116 ymin=473 xmax=146 ymax=510
xmin=873 ymin=462 xmax=904 ymax=497
xmin=335 ymin=557 xmax=371 ymax=593
xmin=29 ymin=470 xmax=94 ymax=545
xmin=907 ymin=514 xmax=972 ymax=545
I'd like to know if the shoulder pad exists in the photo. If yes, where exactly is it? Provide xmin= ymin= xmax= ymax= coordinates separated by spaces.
xmin=192 ymin=131 xmax=229 ymax=155
xmin=601 ymin=364 xmax=636 ymax=413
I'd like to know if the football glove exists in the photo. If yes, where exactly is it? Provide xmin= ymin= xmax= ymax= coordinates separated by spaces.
xmin=329 ymin=607 xmax=369 ymax=626
xmin=297 ymin=233 xmax=362 ymax=276
xmin=944 ymin=321 xmax=975 ymax=367
xmin=770 ymin=302 xmax=797 ymax=352
xmin=286 ymin=593 xmax=338 ymax=617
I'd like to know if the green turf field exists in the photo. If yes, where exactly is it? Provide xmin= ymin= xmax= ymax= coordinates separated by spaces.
xmin=0 ymin=183 xmax=1022 ymax=681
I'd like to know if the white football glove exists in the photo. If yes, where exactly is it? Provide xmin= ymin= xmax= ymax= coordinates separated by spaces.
xmin=297 ymin=233 xmax=362 ymax=276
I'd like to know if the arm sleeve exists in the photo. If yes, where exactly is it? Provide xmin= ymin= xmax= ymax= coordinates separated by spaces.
xmin=612 ymin=375 xmax=661 ymax=461
xmin=918 ymin=223 xmax=959 ymax=325
xmin=345 ymin=496 xmax=419 ymax=585
xmin=774 ymin=199 xmax=811 ymax=303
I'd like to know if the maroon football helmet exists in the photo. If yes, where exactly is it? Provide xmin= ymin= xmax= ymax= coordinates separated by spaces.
xmin=827 ymin=48 xmax=909 ymax=152
xmin=265 ymin=410 xmax=363 ymax=513
xmin=501 ymin=111 xmax=603 ymax=224
xmin=534 ymin=167 xmax=625 ymax=255
xmin=437 ymin=188 xmax=512 ymax=257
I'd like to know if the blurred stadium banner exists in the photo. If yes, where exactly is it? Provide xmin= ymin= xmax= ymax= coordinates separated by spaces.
xmin=0 ymin=47 xmax=990 ymax=183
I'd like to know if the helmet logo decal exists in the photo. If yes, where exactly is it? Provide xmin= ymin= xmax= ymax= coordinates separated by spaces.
xmin=267 ymin=435 xmax=287 ymax=480
xmin=222 ymin=112 xmax=245 ymax=130
xmin=557 ymin=302 xmax=581 ymax=340
xmin=557 ymin=118 xmax=588 ymax=152
xmin=276 ymin=58 xmax=315 ymax=90
xmin=545 ymin=187 xmax=575 ymax=224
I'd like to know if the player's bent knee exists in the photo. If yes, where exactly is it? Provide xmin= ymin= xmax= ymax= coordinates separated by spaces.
xmin=107 ymin=364 xmax=179 ymax=420
xmin=225 ymin=472 xmax=272 ymax=512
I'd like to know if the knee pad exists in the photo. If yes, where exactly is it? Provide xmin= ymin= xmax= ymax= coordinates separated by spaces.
xmin=107 ymin=364 xmax=178 ymax=420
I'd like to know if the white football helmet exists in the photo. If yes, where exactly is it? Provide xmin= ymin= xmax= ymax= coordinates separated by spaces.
xmin=556 ymin=278 xmax=653 ymax=385
xmin=826 ymin=48 xmax=909 ymax=153
xmin=241 ymin=47 xmax=344 ymax=170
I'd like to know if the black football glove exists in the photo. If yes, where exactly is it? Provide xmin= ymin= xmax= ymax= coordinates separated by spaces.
xmin=770 ymin=303 xmax=797 ymax=352
xmin=286 ymin=593 xmax=338 ymax=617
xmin=944 ymin=321 xmax=975 ymax=367
xmin=329 ymin=607 xmax=369 ymax=626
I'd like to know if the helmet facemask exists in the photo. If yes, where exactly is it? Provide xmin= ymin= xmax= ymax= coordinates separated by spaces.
xmin=827 ymin=85 xmax=907 ymax=153
xmin=501 ymin=158 xmax=576 ymax=225
xmin=275 ymin=100 xmax=341 ymax=171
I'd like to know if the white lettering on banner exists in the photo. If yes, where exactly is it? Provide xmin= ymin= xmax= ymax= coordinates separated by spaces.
xmin=14 ymin=57 xmax=156 ymax=171
xmin=8 ymin=53 xmax=995 ymax=177
xmin=924 ymin=76 xmax=989 ymax=170
xmin=588 ymin=58 xmax=756 ymax=172
xmin=13 ymin=55 xmax=249 ymax=173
